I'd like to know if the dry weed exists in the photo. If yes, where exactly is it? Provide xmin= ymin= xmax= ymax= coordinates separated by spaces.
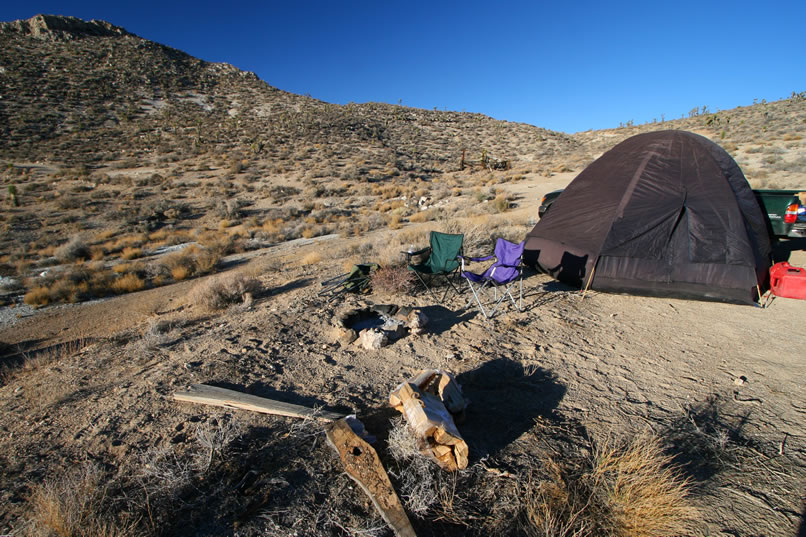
xmin=302 ymin=251 xmax=322 ymax=265
xmin=387 ymin=417 xmax=441 ymax=515
xmin=193 ymin=418 xmax=244 ymax=472
xmin=188 ymin=272 xmax=261 ymax=311
xmin=28 ymin=464 xmax=138 ymax=537
xmin=370 ymin=265 xmax=416 ymax=296
xmin=523 ymin=432 xmax=697 ymax=537
xmin=590 ymin=433 xmax=698 ymax=537
xmin=111 ymin=273 xmax=145 ymax=294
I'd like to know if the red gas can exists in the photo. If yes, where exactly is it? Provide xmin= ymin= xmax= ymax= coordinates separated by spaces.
xmin=769 ymin=262 xmax=806 ymax=300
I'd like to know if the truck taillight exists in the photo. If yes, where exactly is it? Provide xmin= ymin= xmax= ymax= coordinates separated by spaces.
xmin=784 ymin=203 xmax=799 ymax=224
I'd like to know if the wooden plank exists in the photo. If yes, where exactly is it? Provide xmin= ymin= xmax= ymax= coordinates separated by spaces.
xmin=173 ymin=384 xmax=344 ymax=421
xmin=326 ymin=418 xmax=417 ymax=537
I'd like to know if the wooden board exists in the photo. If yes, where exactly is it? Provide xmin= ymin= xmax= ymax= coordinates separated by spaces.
xmin=325 ymin=418 xmax=417 ymax=537
xmin=173 ymin=384 xmax=344 ymax=421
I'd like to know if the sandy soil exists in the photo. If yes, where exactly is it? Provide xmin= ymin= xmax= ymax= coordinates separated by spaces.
xmin=1 ymin=174 xmax=805 ymax=536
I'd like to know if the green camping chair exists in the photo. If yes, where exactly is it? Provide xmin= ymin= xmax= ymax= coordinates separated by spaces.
xmin=405 ymin=231 xmax=464 ymax=300
xmin=319 ymin=263 xmax=380 ymax=302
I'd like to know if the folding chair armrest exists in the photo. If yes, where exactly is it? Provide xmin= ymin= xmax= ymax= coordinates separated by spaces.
xmin=403 ymin=246 xmax=430 ymax=264
xmin=465 ymin=254 xmax=495 ymax=263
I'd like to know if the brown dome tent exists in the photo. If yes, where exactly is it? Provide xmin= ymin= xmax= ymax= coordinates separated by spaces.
xmin=524 ymin=130 xmax=771 ymax=304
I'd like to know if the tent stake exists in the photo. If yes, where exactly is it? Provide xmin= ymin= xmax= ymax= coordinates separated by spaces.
xmin=581 ymin=257 xmax=598 ymax=299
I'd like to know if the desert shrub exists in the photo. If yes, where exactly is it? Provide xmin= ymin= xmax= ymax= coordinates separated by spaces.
xmin=23 ymin=285 xmax=52 ymax=307
xmin=161 ymin=245 xmax=222 ymax=281
xmin=197 ymin=231 xmax=237 ymax=258
xmin=188 ymin=272 xmax=261 ymax=311
xmin=111 ymin=273 xmax=145 ymax=294
xmin=120 ymin=246 xmax=143 ymax=260
xmin=409 ymin=209 xmax=437 ymax=223
xmin=171 ymin=264 xmax=191 ymax=281
xmin=386 ymin=423 xmax=697 ymax=537
xmin=54 ymin=235 xmax=91 ymax=262
xmin=370 ymin=265 xmax=416 ymax=295
xmin=492 ymin=194 xmax=510 ymax=213
xmin=215 ymin=198 xmax=248 ymax=220
xmin=386 ymin=417 xmax=441 ymax=515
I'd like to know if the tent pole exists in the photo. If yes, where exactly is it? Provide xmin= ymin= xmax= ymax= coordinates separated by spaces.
xmin=581 ymin=257 xmax=598 ymax=299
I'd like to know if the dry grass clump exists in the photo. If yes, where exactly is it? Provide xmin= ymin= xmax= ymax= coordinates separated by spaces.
xmin=23 ymin=268 xmax=108 ymax=306
xmin=28 ymin=465 xmax=137 ymax=537
xmin=302 ymin=251 xmax=322 ymax=265
xmin=589 ymin=435 xmax=697 ymax=537
xmin=120 ymin=246 xmax=143 ymax=260
xmin=521 ymin=433 xmax=697 ymax=537
xmin=370 ymin=265 xmax=416 ymax=296
xmin=188 ymin=272 xmax=261 ymax=311
xmin=492 ymin=194 xmax=511 ymax=213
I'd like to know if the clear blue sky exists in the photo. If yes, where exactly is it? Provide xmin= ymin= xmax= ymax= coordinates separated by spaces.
xmin=3 ymin=1 xmax=805 ymax=133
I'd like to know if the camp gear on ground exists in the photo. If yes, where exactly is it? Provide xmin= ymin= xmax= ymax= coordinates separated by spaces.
xmin=769 ymin=262 xmax=806 ymax=300
xmin=319 ymin=263 xmax=380 ymax=302
xmin=460 ymin=238 xmax=525 ymax=319
xmin=406 ymin=231 xmax=464 ymax=300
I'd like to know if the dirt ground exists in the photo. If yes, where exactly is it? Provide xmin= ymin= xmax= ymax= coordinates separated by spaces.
xmin=1 ymin=176 xmax=805 ymax=536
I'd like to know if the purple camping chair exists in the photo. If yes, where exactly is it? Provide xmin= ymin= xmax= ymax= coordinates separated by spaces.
xmin=460 ymin=238 xmax=525 ymax=319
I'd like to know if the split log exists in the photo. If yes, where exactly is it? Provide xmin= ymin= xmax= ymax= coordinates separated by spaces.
xmin=173 ymin=384 xmax=343 ymax=421
xmin=389 ymin=369 xmax=468 ymax=415
xmin=326 ymin=418 xmax=417 ymax=537
xmin=390 ymin=381 xmax=468 ymax=471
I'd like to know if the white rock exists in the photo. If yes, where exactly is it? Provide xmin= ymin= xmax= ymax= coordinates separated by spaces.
xmin=360 ymin=328 xmax=388 ymax=350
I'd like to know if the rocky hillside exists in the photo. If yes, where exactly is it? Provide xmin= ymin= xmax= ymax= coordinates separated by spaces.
xmin=0 ymin=14 xmax=577 ymax=176
xmin=2 ymin=14 xmax=803 ymax=181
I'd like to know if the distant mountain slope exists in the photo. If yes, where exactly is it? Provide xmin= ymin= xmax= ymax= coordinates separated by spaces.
xmin=0 ymin=14 xmax=578 ymax=176
xmin=3 ymin=14 xmax=804 ymax=180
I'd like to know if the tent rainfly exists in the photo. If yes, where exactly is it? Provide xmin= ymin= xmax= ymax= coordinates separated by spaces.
xmin=524 ymin=130 xmax=772 ymax=304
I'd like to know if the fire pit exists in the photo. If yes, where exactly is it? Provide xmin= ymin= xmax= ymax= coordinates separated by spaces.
xmin=335 ymin=304 xmax=428 ymax=349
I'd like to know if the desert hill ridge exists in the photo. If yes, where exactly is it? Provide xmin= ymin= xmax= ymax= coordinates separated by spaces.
xmin=0 ymin=14 xmax=573 ymax=171
xmin=0 ymin=13 xmax=132 ymax=40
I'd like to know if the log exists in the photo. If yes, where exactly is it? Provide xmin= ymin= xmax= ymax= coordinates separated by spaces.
xmin=389 ymin=369 xmax=467 ymax=415
xmin=393 ymin=382 xmax=468 ymax=471
xmin=437 ymin=371 xmax=467 ymax=415
xmin=173 ymin=384 xmax=344 ymax=421
xmin=326 ymin=418 xmax=417 ymax=537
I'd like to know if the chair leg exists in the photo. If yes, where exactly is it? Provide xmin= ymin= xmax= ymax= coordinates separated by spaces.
xmin=441 ymin=271 xmax=464 ymax=302
xmin=485 ymin=277 xmax=523 ymax=318
xmin=464 ymin=279 xmax=490 ymax=318
xmin=412 ymin=271 xmax=437 ymax=300
xmin=505 ymin=276 xmax=523 ymax=312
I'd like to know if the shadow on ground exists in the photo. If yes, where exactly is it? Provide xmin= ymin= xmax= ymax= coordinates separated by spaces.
xmin=772 ymin=237 xmax=806 ymax=263
xmin=419 ymin=305 xmax=476 ymax=335
xmin=456 ymin=358 xmax=566 ymax=461
xmin=267 ymin=277 xmax=313 ymax=298
xmin=657 ymin=392 xmax=756 ymax=483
